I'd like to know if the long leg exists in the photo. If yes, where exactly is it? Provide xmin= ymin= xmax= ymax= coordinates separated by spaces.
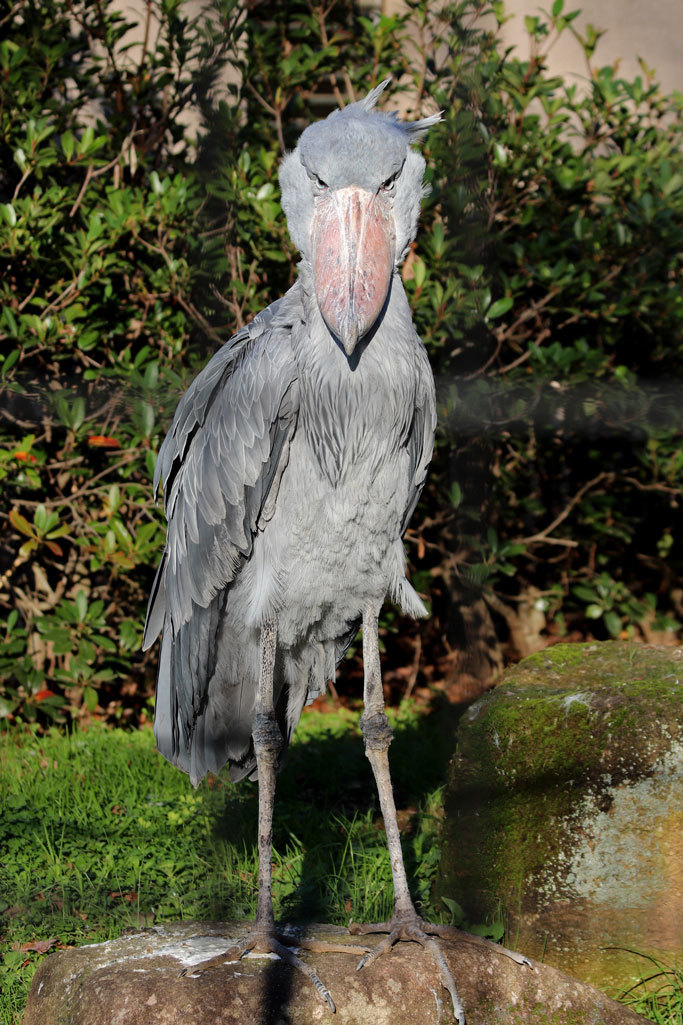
xmin=353 ymin=601 xmax=467 ymax=1022
xmin=251 ymin=619 xmax=283 ymax=940
xmin=185 ymin=621 xmax=365 ymax=1010
xmin=352 ymin=603 xmax=531 ymax=1020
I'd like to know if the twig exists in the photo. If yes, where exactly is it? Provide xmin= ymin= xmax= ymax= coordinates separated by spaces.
xmin=12 ymin=167 xmax=32 ymax=201
xmin=175 ymin=295 xmax=226 ymax=347
xmin=514 ymin=471 xmax=611 ymax=548
xmin=69 ymin=134 xmax=136 ymax=218
xmin=18 ymin=281 xmax=39 ymax=311
xmin=498 ymin=329 xmax=550 ymax=375
xmin=0 ymin=0 xmax=27 ymax=28
xmin=41 ymin=275 xmax=84 ymax=319
xmin=315 ymin=4 xmax=346 ymax=108
xmin=404 ymin=632 xmax=422 ymax=701
xmin=129 ymin=229 xmax=225 ymax=345
xmin=622 ymin=475 xmax=682 ymax=497
xmin=464 ymin=292 xmax=555 ymax=380
xmin=14 ymin=454 xmax=140 ymax=509
xmin=137 ymin=0 xmax=153 ymax=76
xmin=0 ymin=551 xmax=30 ymax=595
xmin=245 ymin=81 xmax=286 ymax=153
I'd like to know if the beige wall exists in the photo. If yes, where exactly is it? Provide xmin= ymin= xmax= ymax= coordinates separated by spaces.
xmin=500 ymin=0 xmax=682 ymax=95
xmin=111 ymin=0 xmax=681 ymax=118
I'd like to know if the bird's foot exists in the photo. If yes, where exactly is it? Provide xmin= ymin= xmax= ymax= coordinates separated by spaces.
xmin=349 ymin=914 xmax=533 ymax=1024
xmin=350 ymin=912 xmax=466 ymax=1022
xmin=183 ymin=924 xmax=370 ymax=1013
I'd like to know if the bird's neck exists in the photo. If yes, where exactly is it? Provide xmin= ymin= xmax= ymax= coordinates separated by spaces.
xmin=290 ymin=265 xmax=417 ymax=487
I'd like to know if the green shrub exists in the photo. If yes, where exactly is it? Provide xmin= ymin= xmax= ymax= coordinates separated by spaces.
xmin=1 ymin=0 xmax=681 ymax=724
xmin=418 ymin=1 xmax=683 ymax=657
xmin=0 ymin=0 xmax=244 ymax=720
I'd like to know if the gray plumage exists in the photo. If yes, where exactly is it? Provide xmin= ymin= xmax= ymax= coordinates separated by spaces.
xmin=142 ymin=84 xmax=531 ymax=1022
xmin=143 ymin=81 xmax=438 ymax=788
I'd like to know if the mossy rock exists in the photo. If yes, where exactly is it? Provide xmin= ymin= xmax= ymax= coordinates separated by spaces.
xmin=436 ymin=641 xmax=683 ymax=994
xmin=22 ymin=920 xmax=648 ymax=1025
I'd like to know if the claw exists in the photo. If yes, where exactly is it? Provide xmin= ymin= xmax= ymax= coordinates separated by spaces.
xmin=355 ymin=932 xmax=395 ymax=972
xmin=182 ymin=928 xmax=368 ymax=1012
xmin=350 ymin=916 xmax=466 ymax=1023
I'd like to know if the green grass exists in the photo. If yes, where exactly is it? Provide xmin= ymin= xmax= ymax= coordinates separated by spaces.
xmin=617 ymin=954 xmax=683 ymax=1025
xmin=1 ymin=703 xmax=680 ymax=1025
xmin=0 ymin=702 xmax=451 ymax=1024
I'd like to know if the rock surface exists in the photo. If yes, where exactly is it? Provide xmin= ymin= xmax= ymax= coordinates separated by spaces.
xmin=21 ymin=919 xmax=649 ymax=1025
xmin=436 ymin=641 xmax=683 ymax=993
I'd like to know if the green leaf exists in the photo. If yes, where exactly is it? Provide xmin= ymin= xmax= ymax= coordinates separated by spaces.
xmin=1 ymin=349 xmax=20 ymax=375
xmin=0 ymin=203 xmax=17 ymax=227
xmin=75 ymin=590 xmax=88 ymax=623
xmin=487 ymin=296 xmax=513 ymax=320
xmin=440 ymin=896 xmax=465 ymax=924
xmin=34 ymin=504 xmax=48 ymax=533
xmin=449 ymin=481 xmax=463 ymax=509
xmin=585 ymin=604 xmax=604 ymax=619
xmin=469 ymin=919 xmax=505 ymax=942
xmin=603 ymin=610 xmax=622 ymax=637
xmin=662 ymin=172 xmax=682 ymax=197
xmin=524 ymin=15 xmax=539 ymax=35
xmin=61 ymin=131 xmax=75 ymax=161
xmin=10 ymin=509 xmax=34 ymax=537
xmin=83 ymin=686 xmax=99 ymax=712
xmin=145 ymin=449 xmax=157 ymax=479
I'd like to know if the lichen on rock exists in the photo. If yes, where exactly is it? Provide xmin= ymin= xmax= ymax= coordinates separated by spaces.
xmin=436 ymin=642 xmax=683 ymax=993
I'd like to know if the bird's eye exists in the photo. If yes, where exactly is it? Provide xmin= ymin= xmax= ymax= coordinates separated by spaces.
xmin=381 ymin=172 xmax=398 ymax=193
xmin=309 ymin=172 xmax=328 ymax=191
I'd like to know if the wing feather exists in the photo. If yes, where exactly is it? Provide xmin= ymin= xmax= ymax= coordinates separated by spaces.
xmin=144 ymin=293 xmax=300 ymax=777
xmin=144 ymin=297 xmax=299 ymax=653
xmin=401 ymin=339 xmax=437 ymax=535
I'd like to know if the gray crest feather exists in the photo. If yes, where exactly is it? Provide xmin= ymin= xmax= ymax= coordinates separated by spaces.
xmin=403 ymin=111 xmax=443 ymax=140
xmin=355 ymin=77 xmax=441 ymax=142
xmin=359 ymin=76 xmax=392 ymax=110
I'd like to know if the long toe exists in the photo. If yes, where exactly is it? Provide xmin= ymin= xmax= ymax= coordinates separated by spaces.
xmin=422 ymin=934 xmax=466 ymax=1024
xmin=355 ymin=932 xmax=396 ymax=971
xmin=351 ymin=916 xmax=466 ymax=1024
xmin=180 ymin=943 xmax=244 ymax=977
xmin=181 ymin=926 xmax=341 ymax=1012
xmin=430 ymin=924 xmax=533 ymax=967
xmin=270 ymin=937 xmax=336 ymax=1011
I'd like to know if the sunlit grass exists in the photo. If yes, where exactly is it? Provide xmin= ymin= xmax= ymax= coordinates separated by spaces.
xmin=617 ymin=954 xmax=683 ymax=1025
xmin=2 ymin=707 xmax=678 ymax=1025
xmin=0 ymin=703 xmax=448 ymax=1024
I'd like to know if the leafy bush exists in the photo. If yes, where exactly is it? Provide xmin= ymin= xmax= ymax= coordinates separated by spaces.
xmin=0 ymin=0 xmax=244 ymax=720
xmin=1 ymin=0 xmax=681 ymax=723
xmin=418 ymin=1 xmax=683 ymax=663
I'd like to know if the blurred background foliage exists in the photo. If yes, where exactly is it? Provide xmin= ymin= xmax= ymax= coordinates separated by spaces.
xmin=1 ymin=0 xmax=682 ymax=726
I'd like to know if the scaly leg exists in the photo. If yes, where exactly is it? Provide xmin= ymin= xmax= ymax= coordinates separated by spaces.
xmin=186 ymin=620 xmax=367 ymax=1010
xmin=351 ymin=602 xmax=469 ymax=1021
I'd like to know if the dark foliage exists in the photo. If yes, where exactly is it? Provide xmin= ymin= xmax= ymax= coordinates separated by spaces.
xmin=1 ymin=0 xmax=681 ymax=724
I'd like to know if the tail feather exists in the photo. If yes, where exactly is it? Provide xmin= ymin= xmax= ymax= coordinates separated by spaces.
xmin=153 ymin=613 xmax=352 ymax=787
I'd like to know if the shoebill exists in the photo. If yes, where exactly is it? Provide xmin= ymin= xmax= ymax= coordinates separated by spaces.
xmin=144 ymin=79 xmax=522 ymax=1022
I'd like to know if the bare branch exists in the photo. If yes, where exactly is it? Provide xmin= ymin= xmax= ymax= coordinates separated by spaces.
xmin=515 ymin=472 xmax=612 ymax=548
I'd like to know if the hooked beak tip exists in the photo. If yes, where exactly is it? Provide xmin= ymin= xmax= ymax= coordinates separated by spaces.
xmin=340 ymin=323 xmax=360 ymax=356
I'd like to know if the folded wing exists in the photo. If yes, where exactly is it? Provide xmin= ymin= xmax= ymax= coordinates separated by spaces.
xmin=143 ymin=296 xmax=300 ymax=773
